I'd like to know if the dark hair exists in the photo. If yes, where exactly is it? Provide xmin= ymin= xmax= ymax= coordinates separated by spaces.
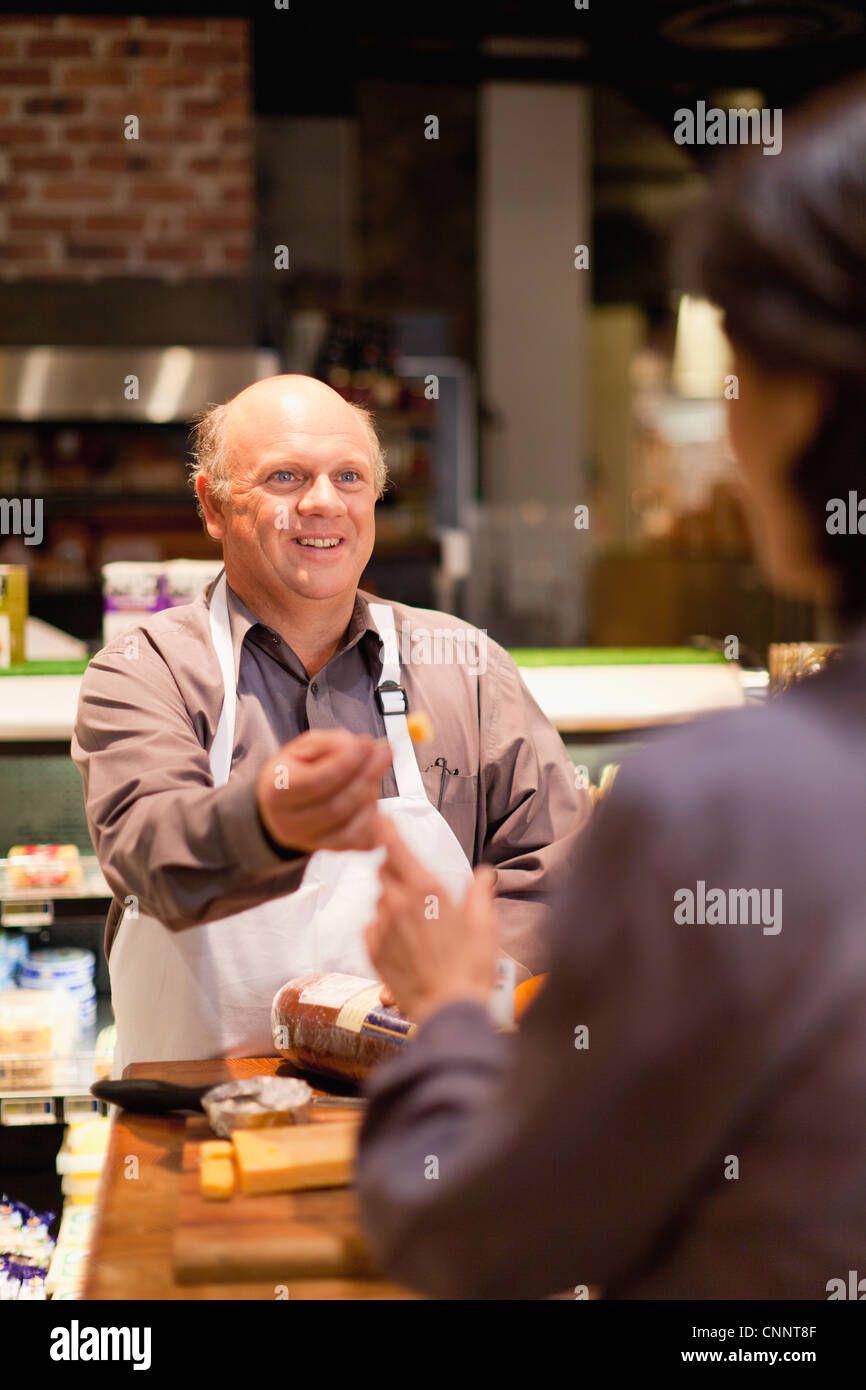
xmin=673 ymin=75 xmax=866 ymax=622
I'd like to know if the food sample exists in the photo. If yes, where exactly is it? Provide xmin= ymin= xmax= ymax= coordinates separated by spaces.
xmin=271 ymin=973 xmax=417 ymax=1083
xmin=406 ymin=710 xmax=434 ymax=745
xmin=201 ymin=1075 xmax=313 ymax=1138
xmin=199 ymin=1140 xmax=236 ymax=1200
xmin=231 ymin=1120 xmax=359 ymax=1195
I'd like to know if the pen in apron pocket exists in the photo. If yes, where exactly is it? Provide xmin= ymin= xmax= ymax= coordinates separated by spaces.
xmin=426 ymin=755 xmax=459 ymax=812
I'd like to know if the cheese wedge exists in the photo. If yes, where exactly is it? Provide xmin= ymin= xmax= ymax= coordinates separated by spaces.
xmin=200 ymin=1140 xmax=236 ymax=1200
xmin=232 ymin=1120 xmax=358 ymax=1195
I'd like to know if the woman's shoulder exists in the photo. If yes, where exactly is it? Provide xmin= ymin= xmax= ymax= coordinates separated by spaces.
xmin=608 ymin=674 xmax=860 ymax=838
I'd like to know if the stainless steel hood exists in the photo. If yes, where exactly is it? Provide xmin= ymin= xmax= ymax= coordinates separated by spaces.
xmin=0 ymin=347 xmax=281 ymax=423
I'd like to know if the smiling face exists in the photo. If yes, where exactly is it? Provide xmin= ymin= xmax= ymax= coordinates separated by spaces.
xmin=197 ymin=375 xmax=378 ymax=614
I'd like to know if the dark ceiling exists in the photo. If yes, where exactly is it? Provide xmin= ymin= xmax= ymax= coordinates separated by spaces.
xmin=8 ymin=3 xmax=866 ymax=143
xmin=7 ymin=1 xmax=864 ymax=306
xmin=249 ymin=2 xmax=866 ymax=144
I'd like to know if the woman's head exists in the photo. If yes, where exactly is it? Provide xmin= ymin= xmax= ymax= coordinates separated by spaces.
xmin=674 ymin=75 xmax=866 ymax=620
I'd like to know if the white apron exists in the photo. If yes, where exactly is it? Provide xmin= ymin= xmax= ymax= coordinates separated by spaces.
xmin=109 ymin=575 xmax=474 ymax=1076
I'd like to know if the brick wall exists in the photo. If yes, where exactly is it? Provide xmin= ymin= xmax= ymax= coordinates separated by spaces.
xmin=0 ymin=15 xmax=253 ymax=279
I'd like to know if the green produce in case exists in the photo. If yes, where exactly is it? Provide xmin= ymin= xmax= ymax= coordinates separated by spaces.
xmin=509 ymin=646 xmax=727 ymax=667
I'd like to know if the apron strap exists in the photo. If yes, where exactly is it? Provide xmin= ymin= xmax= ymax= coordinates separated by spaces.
xmin=208 ymin=578 xmax=425 ymax=800
xmin=367 ymin=601 xmax=426 ymax=799
xmin=207 ymin=572 xmax=236 ymax=789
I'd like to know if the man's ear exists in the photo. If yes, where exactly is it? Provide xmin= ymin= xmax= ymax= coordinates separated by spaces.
xmin=196 ymin=473 xmax=226 ymax=540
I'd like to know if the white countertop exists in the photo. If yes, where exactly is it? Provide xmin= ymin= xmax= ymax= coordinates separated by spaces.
xmin=0 ymin=661 xmax=747 ymax=742
xmin=0 ymin=675 xmax=84 ymax=742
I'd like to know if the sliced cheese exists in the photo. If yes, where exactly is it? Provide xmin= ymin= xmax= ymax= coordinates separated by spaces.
xmin=232 ymin=1121 xmax=358 ymax=1195
xmin=200 ymin=1140 xmax=236 ymax=1200
xmin=201 ymin=1140 xmax=233 ymax=1160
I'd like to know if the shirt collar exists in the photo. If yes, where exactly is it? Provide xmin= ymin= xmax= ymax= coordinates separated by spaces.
xmin=217 ymin=572 xmax=382 ymax=683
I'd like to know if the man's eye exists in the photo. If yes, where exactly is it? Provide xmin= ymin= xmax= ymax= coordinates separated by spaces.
xmin=273 ymin=471 xmax=296 ymax=483
xmin=339 ymin=471 xmax=360 ymax=482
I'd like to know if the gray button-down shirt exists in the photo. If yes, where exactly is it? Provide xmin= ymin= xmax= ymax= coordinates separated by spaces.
xmin=72 ymin=574 xmax=589 ymax=975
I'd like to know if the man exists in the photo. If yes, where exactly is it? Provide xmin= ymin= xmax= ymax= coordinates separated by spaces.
xmin=72 ymin=374 xmax=587 ymax=1076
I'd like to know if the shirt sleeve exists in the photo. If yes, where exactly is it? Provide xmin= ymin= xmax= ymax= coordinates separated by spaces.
xmin=355 ymin=750 xmax=826 ymax=1299
xmin=478 ymin=642 xmax=591 ymax=978
xmin=71 ymin=635 xmax=310 ymax=932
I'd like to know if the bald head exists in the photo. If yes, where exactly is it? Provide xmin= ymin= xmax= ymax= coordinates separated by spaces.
xmin=190 ymin=374 xmax=387 ymax=515
xmin=226 ymin=374 xmax=366 ymax=444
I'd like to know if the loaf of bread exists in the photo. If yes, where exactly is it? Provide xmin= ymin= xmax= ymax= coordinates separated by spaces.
xmin=271 ymin=973 xmax=416 ymax=1082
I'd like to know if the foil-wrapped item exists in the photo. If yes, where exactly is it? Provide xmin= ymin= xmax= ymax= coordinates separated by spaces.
xmin=202 ymin=1076 xmax=313 ymax=1137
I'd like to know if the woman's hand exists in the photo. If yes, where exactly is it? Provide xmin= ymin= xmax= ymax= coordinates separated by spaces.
xmin=366 ymin=815 xmax=500 ymax=1024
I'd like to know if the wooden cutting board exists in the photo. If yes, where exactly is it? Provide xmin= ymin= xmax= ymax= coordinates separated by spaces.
xmin=172 ymin=1111 xmax=376 ymax=1285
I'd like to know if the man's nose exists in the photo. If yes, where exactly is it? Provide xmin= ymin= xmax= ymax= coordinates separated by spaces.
xmin=298 ymin=474 xmax=343 ymax=511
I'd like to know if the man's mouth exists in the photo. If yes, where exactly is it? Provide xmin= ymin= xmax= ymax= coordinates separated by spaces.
xmin=294 ymin=536 xmax=344 ymax=549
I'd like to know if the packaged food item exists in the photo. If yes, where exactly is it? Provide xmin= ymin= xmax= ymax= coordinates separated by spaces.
xmin=0 ymin=932 xmax=29 ymax=989
xmin=18 ymin=946 xmax=93 ymax=987
xmin=0 ymin=1257 xmax=22 ymax=1300
xmin=161 ymin=558 xmax=223 ymax=608
xmin=45 ymin=1244 xmax=88 ymax=1297
xmin=0 ymin=1197 xmax=29 ymax=1264
xmin=0 ymin=989 xmax=78 ymax=1088
xmin=200 ymin=1075 xmax=313 ymax=1138
xmin=93 ymin=1024 xmax=116 ymax=1081
xmin=101 ymin=559 xmax=223 ymax=646
xmin=60 ymin=1175 xmax=101 ymax=1201
xmin=7 ymin=845 xmax=82 ymax=890
xmin=18 ymin=1210 xmax=55 ymax=1262
xmin=61 ymin=1116 xmax=111 ymax=1159
xmin=0 ymin=1196 xmax=24 ymax=1240
xmin=47 ymin=1203 xmax=96 ymax=1299
xmin=0 ymin=1194 xmax=55 ymax=1296
xmin=16 ymin=1267 xmax=48 ymax=1300
xmin=53 ymin=1203 xmax=95 ymax=1249
xmin=55 ymin=1117 xmax=112 ymax=1204
xmin=271 ymin=969 xmax=544 ymax=1081
xmin=17 ymin=946 xmax=95 ymax=1027
xmin=271 ymin=973 xmax=417 ymax=1082
xmin=101 ymin=560 xmax=163 ymax=645
xmin=0 ymin=564 xmax=27 ymax=667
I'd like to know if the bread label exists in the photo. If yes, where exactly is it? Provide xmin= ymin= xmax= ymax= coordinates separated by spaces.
xmin=336 ymin=984 xmax=417 ymax=1043
xmin=360 ymin=1011 xmax=416 ymax=1044
xmin=335 ymin=983 xmax=383 ymax=1035
xmin=297 ymin=973 xmax=374 ymax=1010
